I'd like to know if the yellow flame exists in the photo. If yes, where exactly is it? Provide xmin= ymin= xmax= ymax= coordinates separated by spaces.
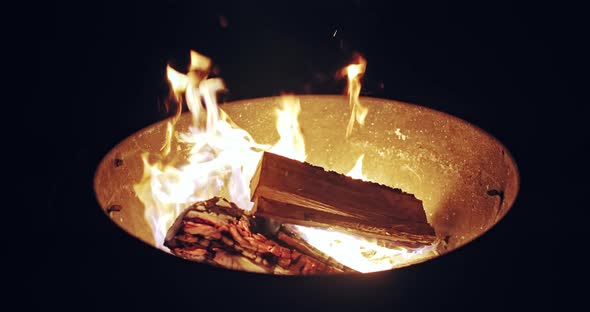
xmin=189 ymin=50 xmax=212 ymax=72
xmin=268 ymin=95 xmax=306 ymax=162
xmin=341 ymin=54 xmax=368 ymax=138
xmin=161 ymin=66 xmax=189 ymax=157
xmin=346 ymin=154 xmax=368 ymax=181
xmin=166 ymin=65 xmax=188 ymax=101
xmin=160 ymin=122 xmax=174 ymax=156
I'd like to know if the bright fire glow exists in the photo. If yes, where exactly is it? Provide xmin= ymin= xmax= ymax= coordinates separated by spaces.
xmin=341 ymin=54 xmax=368 ymax=138
xmin=134 ymin=50 xmax=435 ymax=273
xmin=288 ymin=225 xmax=437 ymax=273
xmin=134 ymin=51 xmax=267 ymax=247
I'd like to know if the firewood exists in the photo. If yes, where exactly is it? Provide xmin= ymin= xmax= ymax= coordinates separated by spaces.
xmin=164 ymin=197 xmax=353 ymax=274
xmin=250 ymin=152 xmax=436 ymax=246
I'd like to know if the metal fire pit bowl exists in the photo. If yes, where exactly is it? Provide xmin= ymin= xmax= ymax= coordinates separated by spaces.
xmin=94 ymin=95 xmax=519 ymax=269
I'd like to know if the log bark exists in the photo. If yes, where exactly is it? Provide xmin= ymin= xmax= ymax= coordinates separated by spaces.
xmin=164 ymin=197 xmax=354 ymax=274
xmin=250 ymin=152 xmax=436 ymax=246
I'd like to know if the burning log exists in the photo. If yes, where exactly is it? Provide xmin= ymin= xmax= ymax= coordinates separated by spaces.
xmin=251 ymin=152 xmax=436 ymax=247
xmin=164 ymin=197 xmax=355 ymax=274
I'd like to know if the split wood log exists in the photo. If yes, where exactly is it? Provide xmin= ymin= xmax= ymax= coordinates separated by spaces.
xmin=250 ymin=152 xmax=436 ymax=246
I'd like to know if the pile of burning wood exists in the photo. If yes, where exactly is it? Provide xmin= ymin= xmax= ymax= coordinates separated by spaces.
xmin=164 ymin=152 xmax=438 ymax=274
xmin=139 ymin=51 xmax=439 ymax=274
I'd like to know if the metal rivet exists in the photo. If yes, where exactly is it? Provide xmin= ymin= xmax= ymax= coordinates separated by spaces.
xmin=487 ymin=189 xmax=506 ymax=214
xmin=107 ymin=204 xmax=122 ymax=215
xmin=114 ymin=158 xmax=124 ymax=167
xmin=486 ymin=189 xmax=504 ymax=197
xmin=443 ymin=235 xmax=451 ymax=244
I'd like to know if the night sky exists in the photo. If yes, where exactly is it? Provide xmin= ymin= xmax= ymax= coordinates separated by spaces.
xmin=21 ymin=1 xmax=585 ymax=310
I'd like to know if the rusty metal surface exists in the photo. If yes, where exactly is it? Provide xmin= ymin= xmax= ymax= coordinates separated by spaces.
xmin=94 ymin=95 xmax=519 ymax=258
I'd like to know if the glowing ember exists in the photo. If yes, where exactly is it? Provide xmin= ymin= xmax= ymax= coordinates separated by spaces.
xmin=341 ymin=54 xmax=368 ymax=138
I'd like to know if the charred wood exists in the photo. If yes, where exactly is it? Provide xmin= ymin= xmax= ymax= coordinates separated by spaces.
xmin=164 ymin=197 xmax=353 ymax=274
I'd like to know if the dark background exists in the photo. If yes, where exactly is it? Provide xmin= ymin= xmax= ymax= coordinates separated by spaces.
xmin=22 ymin=0 xmax=585 ymax=310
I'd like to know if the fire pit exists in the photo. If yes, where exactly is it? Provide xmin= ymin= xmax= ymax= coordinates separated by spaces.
xmin=94 ymin=52 xmax=518 ymax=275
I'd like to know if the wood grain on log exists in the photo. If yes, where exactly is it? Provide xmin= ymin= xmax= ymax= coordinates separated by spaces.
xmin=250 ymin=152 xmax=436 ymax=245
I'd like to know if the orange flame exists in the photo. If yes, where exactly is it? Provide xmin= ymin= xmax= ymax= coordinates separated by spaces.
xmin=341 ymin=54 xmax=368 ymax=138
